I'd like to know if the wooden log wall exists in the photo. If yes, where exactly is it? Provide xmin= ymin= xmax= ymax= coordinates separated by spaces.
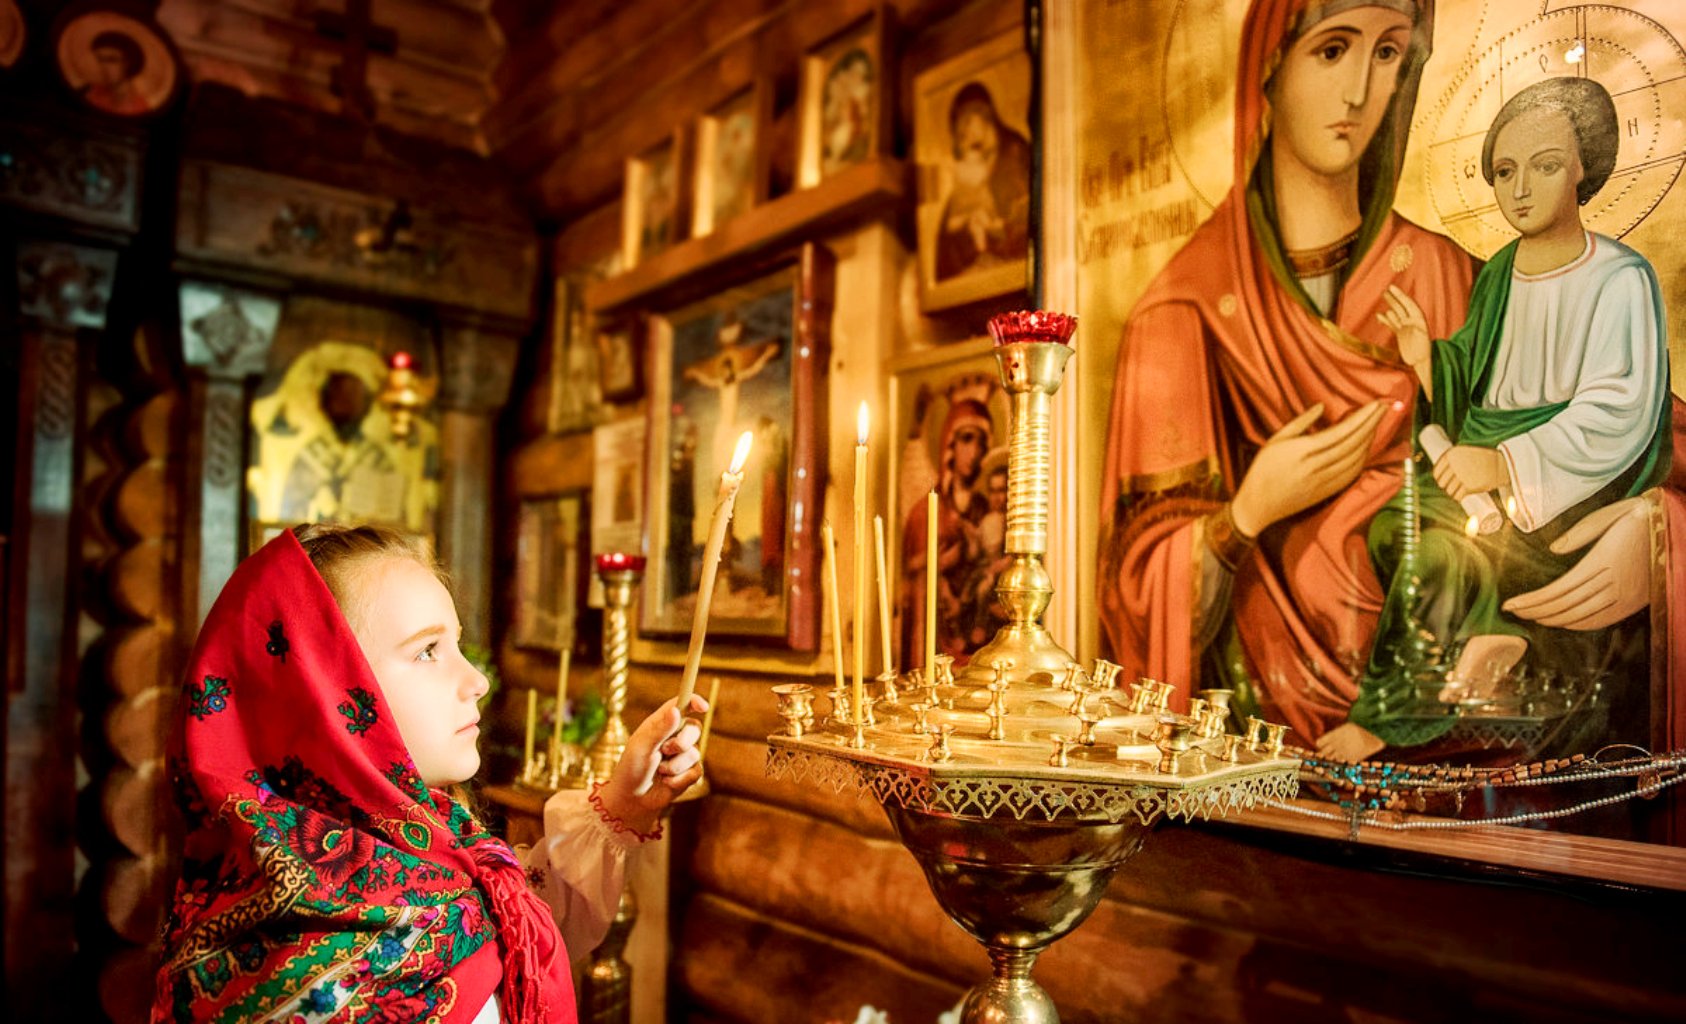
xmin=86 ymin=382 xmax=182 ymax=1024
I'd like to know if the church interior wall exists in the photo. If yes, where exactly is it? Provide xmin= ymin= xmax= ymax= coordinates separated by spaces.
xmin=4 ymin=0 xmax=1686 ymax=1022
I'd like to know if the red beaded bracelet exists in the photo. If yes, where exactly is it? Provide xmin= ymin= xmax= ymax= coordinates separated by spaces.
xmin=587 ymin=783 xmax=663 ymax=843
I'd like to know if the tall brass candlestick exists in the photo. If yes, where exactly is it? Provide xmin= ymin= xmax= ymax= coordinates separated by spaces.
xmin=962 ymin=311 xmax=1079 ymax=685
xmin=678 ymin=430 xmax=754 ymax=708
xmin=590 ymin=552 xmax=644 ymax=781
xmin=853 ymin=403 xmax=869 ymax=740
xmin=522 ymin=687 xmax=537 ymax=780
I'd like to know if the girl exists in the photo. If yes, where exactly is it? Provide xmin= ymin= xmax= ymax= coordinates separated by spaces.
xmin=152 ymin=524 xmax=707 ymax=1023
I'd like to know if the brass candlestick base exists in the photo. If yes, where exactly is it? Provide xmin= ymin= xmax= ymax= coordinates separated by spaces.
xmin=885 ymin=810 xmax=1149 ymax=1024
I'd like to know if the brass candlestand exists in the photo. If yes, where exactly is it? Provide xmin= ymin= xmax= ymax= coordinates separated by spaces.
xmin=766 ymin=311 xmax=1299 ymax=1024
xmin=589 ymin=554 xmax=640 ymax=781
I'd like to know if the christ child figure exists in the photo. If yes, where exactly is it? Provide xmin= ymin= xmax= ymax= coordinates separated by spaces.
xmin=1329 ymin=76 xmax=1671 ymax=762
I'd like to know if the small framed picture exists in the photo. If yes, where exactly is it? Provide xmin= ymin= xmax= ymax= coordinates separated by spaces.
xmin=692 ymin=83 xmax=770 ymax=238
xmin=796 ymin=12 xmax=892 ymax=189
xmin=641 ymin=243 xmax=834 ymax=651
xmin=914 ymin=29 xmax=1033 ymax=312
xmin=513 ymin=493 xmax=590 ymax=652
xmin=595 ymin=314 xmax=645 ymax=402
xmin=52 ymin=4 xmax=182 ymax=118
xmin=622 ymin=132 xmax=690 ymax=269
xmin=888 ymin=339 xmax=1012 ymax=669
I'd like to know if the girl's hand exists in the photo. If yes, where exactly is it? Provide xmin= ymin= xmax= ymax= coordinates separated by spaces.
xmin=1432 ymin=445 xmax=1507 ymax=500
xmin=596 ymin=694 xmax=709 ymax=836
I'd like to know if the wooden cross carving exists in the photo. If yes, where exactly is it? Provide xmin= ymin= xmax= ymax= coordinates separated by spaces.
xmin=313 ymin=0 xmax=398 ymax=123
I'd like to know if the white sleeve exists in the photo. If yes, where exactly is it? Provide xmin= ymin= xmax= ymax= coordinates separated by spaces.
xmin=1499 ymin=265 xmax=1666 ymax=532
xmin=517 ymin=787 xmax=652 ymax=965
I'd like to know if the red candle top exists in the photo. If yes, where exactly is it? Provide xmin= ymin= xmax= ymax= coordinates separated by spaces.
xmin=987 ymin=310 xmax=1077 ymax=347
xmin=594 ymin=552 xmax=646 ymax=573
xmin=388 ymin=350 xmax=414 ymax=370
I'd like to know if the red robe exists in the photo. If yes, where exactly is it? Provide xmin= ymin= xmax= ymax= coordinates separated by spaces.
xmin=1097 ymin=0 xmax=1474 ymax=744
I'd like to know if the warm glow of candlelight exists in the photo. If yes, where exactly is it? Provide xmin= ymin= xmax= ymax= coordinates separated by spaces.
xmin=856 ymin=400 xmax=870 ymax=446
xmin=728 ymin=430 xmax=754 ymax=475
xmin=1464 ymin=514 xmax=1480 ymax=538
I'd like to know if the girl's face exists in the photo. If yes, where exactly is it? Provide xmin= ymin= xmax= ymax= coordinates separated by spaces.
xmin=1270 ymin=6 xmax=1414 ymax=177
xmin=1490 ymin=107 xmax=1585 ymax=238
xmin=348 ymin=557 xmax=489 ymax=787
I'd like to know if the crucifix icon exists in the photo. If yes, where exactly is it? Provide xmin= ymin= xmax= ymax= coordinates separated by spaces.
xmin=313 ymin=0 xmax=398 ymax=123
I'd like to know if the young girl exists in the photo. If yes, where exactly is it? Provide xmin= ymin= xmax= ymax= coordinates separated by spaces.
xmin=151 ymin=524 xmax=708 ymax=1023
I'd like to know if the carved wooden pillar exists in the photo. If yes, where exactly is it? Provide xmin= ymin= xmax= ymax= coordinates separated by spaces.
xmin=176 ymin=281 xmax=280 ymax=627
xmin=5 ymin=239 xmax=115 ymax=1018
xmin=437 ymin=320 xmax=519 ymax=646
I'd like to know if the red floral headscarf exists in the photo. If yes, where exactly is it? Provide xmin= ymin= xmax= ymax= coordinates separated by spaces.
xmin=152 ymin=530 xmax=575 ymax=1023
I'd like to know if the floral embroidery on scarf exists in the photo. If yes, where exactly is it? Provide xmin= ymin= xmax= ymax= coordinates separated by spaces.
xmin=384 ymin=759 xmax=429 ymax=804
xmin=246 ymin=755 xmax=369 ymax=826
xmin=337 ymin=686 xmax=379 ymax=735
xmin=187 ymin=675 xmax=232 ymax=720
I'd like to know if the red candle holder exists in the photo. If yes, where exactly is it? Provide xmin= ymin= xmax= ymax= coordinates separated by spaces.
xmin=594 ymin=552 xmax=646 ymax=574
xmin=986 ymin=310 xmax=1078 ymax=347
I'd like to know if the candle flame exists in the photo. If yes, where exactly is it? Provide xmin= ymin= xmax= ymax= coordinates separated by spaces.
xmin=856 ymin=401 xmax=870 ymax=445
xmin=1464 ymin=514 xmax=1481 ymax=538
xmin=1504 ymin=495 xmax=1518 ymax=519
xmin=729 ymin=430 xmax=754 ymax=474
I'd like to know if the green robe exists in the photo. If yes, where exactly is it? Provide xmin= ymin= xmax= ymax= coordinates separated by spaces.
xmin=1353 ymin=241 xmax=1671 ymax=748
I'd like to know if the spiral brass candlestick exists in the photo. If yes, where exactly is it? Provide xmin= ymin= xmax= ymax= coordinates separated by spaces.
xmin=961 ymin=312 xmax=1079 ymax=688
xmin=765 ymin=310 xmax=1299 ymax=1024
xmin=590 ymin=553 xmax=642 ymax=781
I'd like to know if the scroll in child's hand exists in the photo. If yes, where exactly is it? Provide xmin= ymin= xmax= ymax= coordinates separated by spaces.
xmin=1418 ymin=425 xmax=1503 ymax=535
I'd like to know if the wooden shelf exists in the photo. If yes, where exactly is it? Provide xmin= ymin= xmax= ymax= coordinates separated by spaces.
xmin=585 ymin=155 xmax=908 ymax=313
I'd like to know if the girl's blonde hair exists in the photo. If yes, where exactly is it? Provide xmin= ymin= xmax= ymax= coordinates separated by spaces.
xmin=291 ymin=523 xmax=444 ymax=630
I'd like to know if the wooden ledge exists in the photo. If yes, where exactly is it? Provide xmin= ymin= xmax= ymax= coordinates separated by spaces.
xmin=585 ymin=156 xmax=908 ymax=313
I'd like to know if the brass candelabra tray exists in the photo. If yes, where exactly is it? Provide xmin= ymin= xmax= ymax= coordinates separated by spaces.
xmin=765 ymin=311 xmax=1298 ymax=1024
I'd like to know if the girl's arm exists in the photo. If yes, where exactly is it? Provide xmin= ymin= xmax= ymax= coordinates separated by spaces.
xmin=523 ymin=695 xmax=708 ymax=960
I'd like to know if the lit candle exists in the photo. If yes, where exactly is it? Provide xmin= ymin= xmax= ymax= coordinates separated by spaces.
xmin=853 ymin=402 xmax=869 ymax=726
xmin=925 ymin=489 xmax=937 ymax=675
xmin=678 ymin=430 xmax=755 ymax=708
xmin=698 ymin=675 xmax=722 ymax=763
xmin=821 ymin=522 xmax=847 ymax=698
xmin=873 ymin=514 xmax=892 ymax=673
xmin=522 ymin=687 xmax=537 ymax=772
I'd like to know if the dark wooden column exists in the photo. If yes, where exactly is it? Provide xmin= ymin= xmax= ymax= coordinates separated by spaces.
xmin=5 ymin=240 xmax=116 ymax=1017
xmin=437 ymin=319 xmax=520 ymax=645
xmin=176 ymin=281 xmax=281 ymax=628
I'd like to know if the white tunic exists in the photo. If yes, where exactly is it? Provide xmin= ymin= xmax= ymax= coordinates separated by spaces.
xmin=1484 ymin=232 xmax=1669 ymax=532
xmin=471 ymin=787 xmax=653 ymax=1023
